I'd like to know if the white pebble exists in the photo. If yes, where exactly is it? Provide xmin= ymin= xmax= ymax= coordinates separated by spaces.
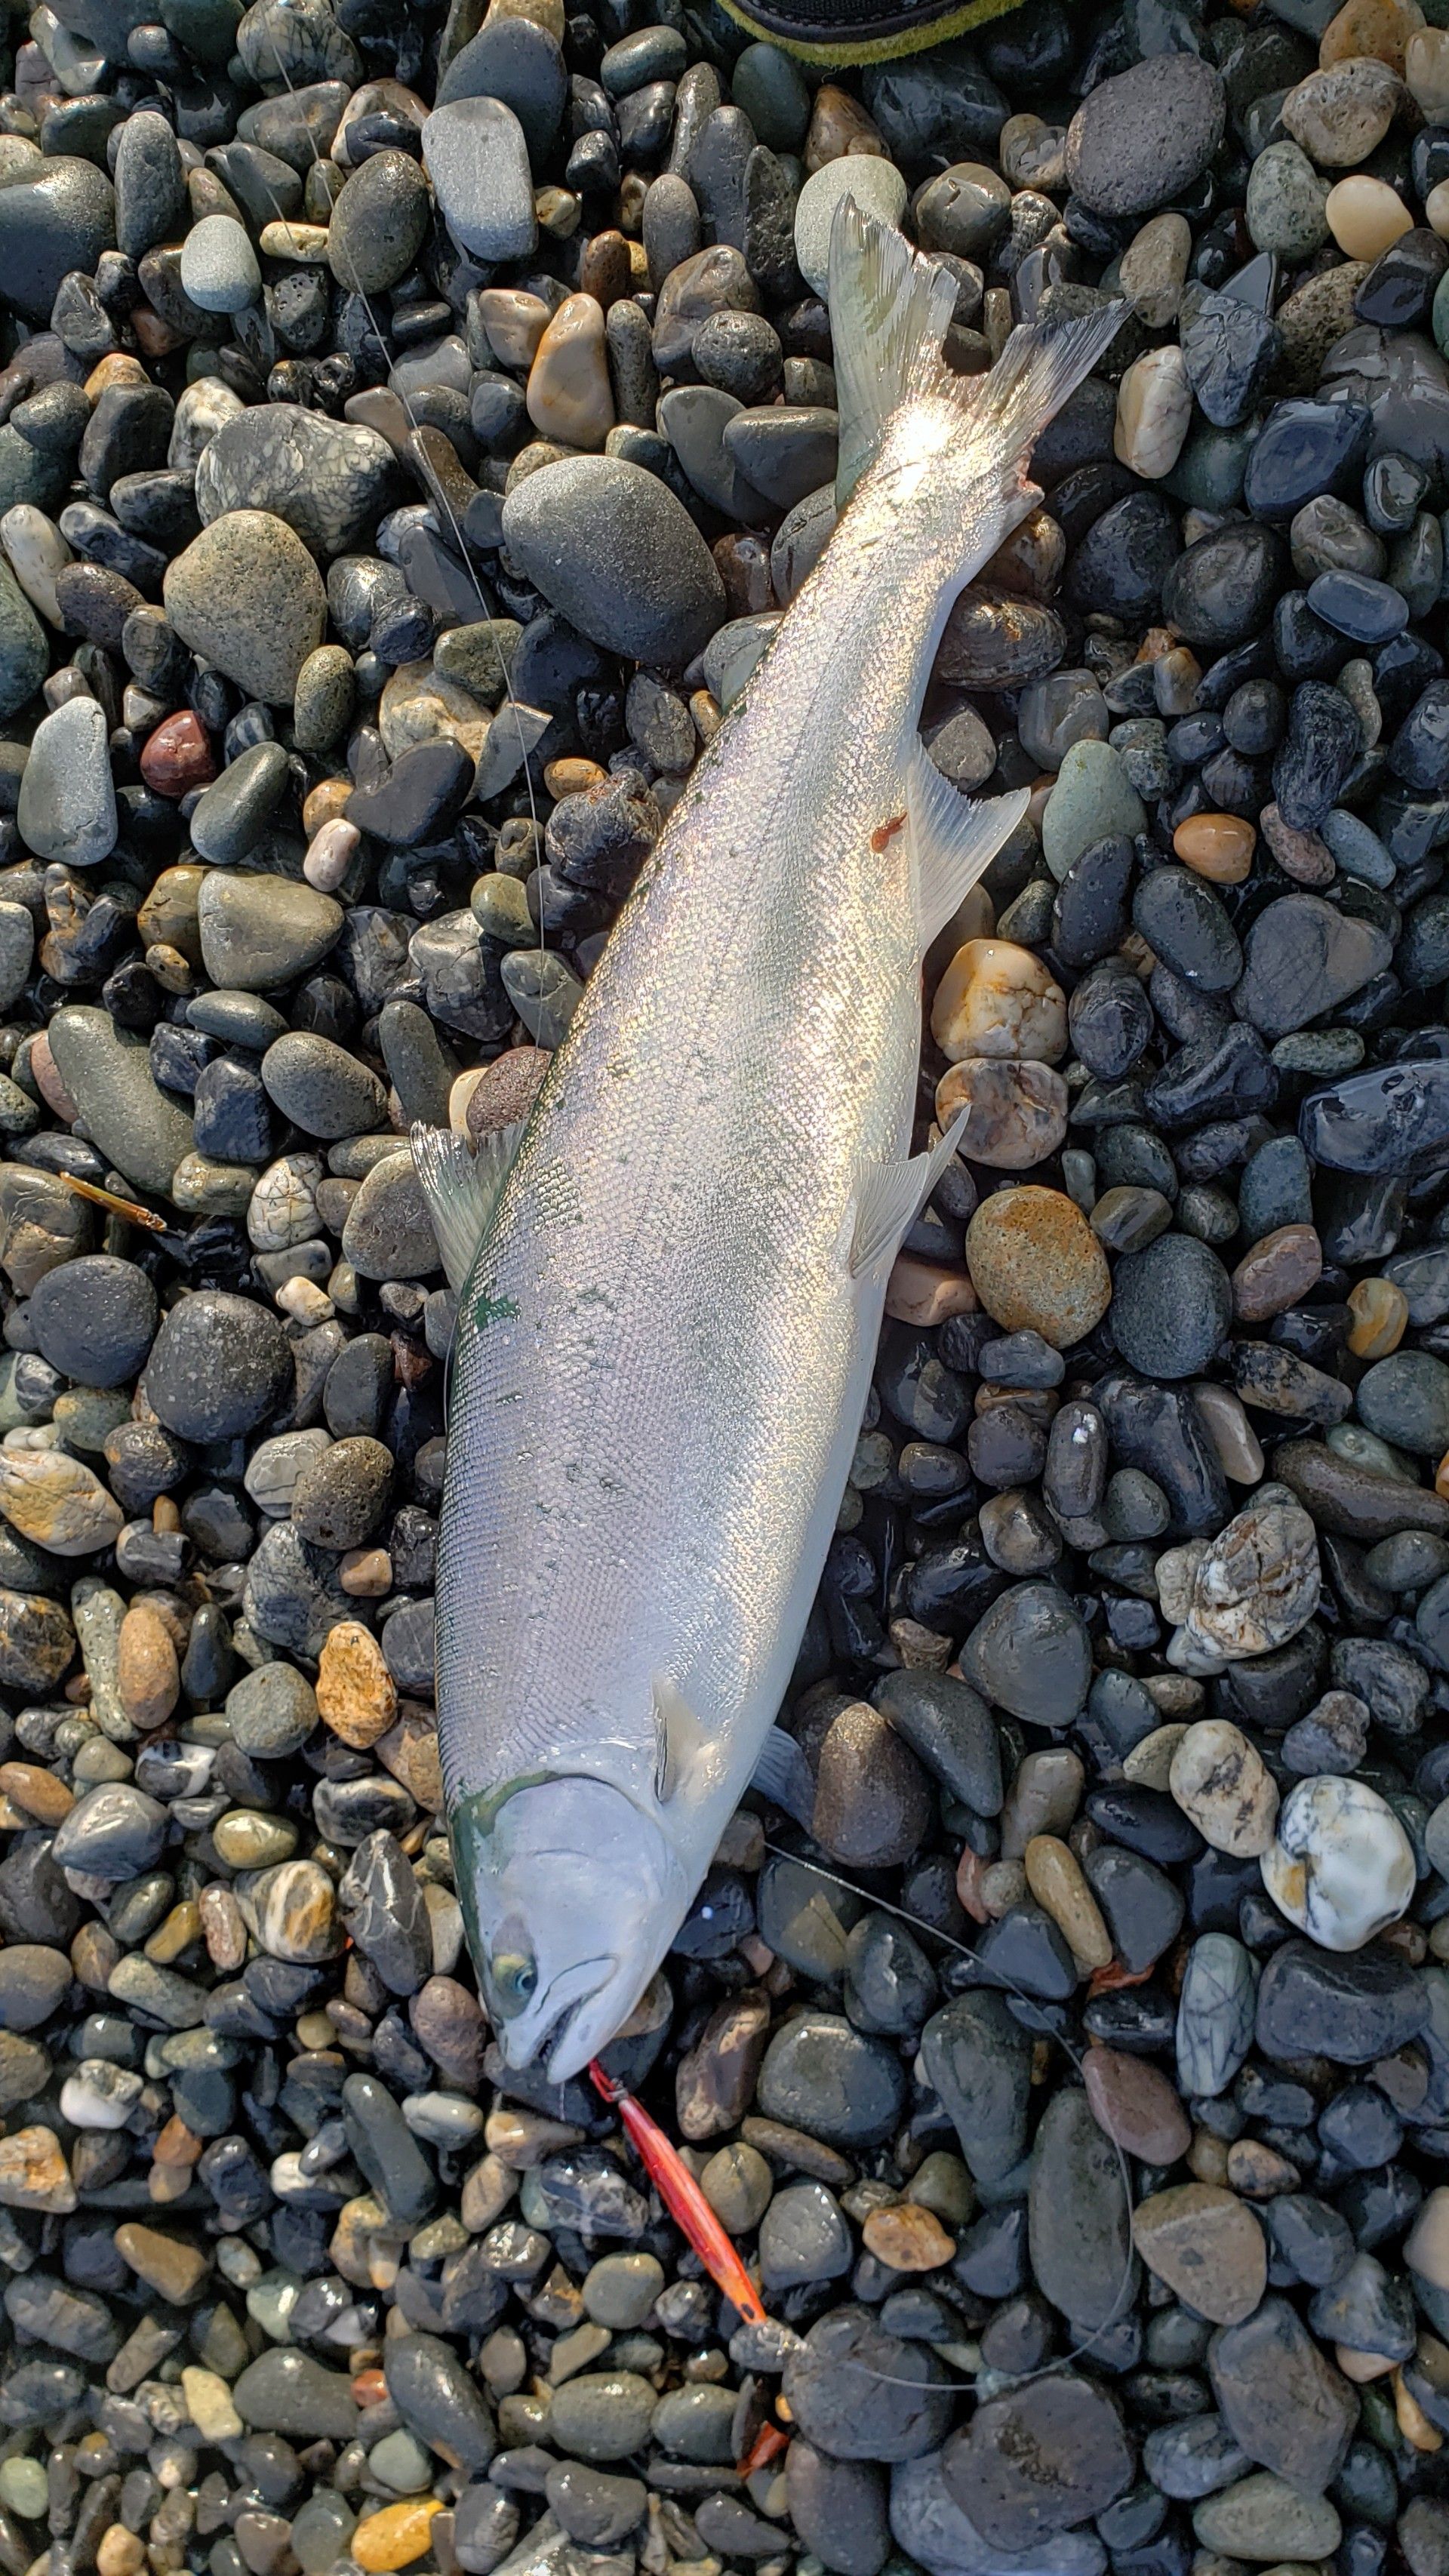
xmin=59 ymin=2060 xmax=143 ymax=2128
xmin=1113 ymin=345 xmax=1192 ymax=480
xmin=304 ymin=816 xmax=360 ymax=891
xmin=1260 ymin=1774 xmax=1416 ymax=1953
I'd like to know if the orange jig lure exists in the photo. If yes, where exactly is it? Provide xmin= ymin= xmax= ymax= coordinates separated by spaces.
xmin=589 ymin=2060 xmax=767 ymax=2325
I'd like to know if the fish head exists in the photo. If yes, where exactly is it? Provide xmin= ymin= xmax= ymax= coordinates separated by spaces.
xmin=453 ymin=1774 xmax=685 ymax=2082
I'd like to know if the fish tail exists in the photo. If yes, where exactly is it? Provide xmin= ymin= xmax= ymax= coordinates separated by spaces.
xmin=827 ymin=192 xmax=1124 ymax=508
xmin=924 ymin=300 xmax=1129 ymax=502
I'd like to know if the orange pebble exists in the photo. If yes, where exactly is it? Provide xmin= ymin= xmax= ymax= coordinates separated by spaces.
xmin=543 ymin=754 xmax=608 ymax=799
xmin=1347 ymin=1275 xmax=1409 ymax=1359
xmin=303 ymin=776 xmax=354 ymax=835
xmin=1172 ymin=812 xmax=1256 ymax=882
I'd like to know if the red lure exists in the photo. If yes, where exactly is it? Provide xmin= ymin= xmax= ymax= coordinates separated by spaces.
xmin=589 ymin=2060 xmax=767 ymax=2325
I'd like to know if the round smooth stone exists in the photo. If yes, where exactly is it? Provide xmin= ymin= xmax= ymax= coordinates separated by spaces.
xmin=1260 ymin=1775 xmax=1417 ymax=1952
xmin=793 ymin=156 xmax=907 ymax=297
xmin=1326 ymin=174 xmax=1414 ymax=260
xmin=179 ymin=212 xmax=261 ymax=312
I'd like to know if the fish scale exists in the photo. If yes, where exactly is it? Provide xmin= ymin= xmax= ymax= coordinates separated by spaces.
xmin=415 ymin=203 xmax=1121 ymax=2079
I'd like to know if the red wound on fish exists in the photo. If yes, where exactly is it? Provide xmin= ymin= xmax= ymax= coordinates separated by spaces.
xmin=589 ymin=2060 xmax=767 ymax=2325
xmin=869 ymin=812 xmax=907 ymax=854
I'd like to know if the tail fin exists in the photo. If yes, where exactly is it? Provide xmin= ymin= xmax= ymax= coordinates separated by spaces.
xmin=828 ymin=195 xmax=1124 ymax=509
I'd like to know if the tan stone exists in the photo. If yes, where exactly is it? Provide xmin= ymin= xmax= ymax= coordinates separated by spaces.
xmin=97 ymin=2530 xmax=146 ymax=2576
xmin=884 ymin=1256 xmax=978 ymax=1326
xmin=1118 ymin=210 xmax=1192 ymax=325
xmin=525 ymin=294 xmax=614 ymax=450
xmin=1114 ymin=345 xmax=1192 ymax=480
xmin=1169 ymin=1718 xmax=1279 ymax=1857
xmin=1123 ymin=1724 xmax=1189 ymax=1793
xmin=1131 ymin=2182 xmax=1267 ymax=2325
xmin=475 ymin=287 xmax=550 ymax=370
xmin=1174 ymin=813 xmax=1256 ymax=882
xmin=965 ymin=1186 xmax=1112 ymax=1350
xmin=0 ymin=2125 xmax=75 ymax=2211
xmin=316 ymin=1618 xmax=398 ymax=1748
xmin=137 ymin=863 xmax=205 ymax=962
xmin=935 ymin=1057 xmax=1067 ymax=1168
xmin=1321 ymin=0 xmax=1423 ymax=70
xmin=804 ymin=82 xmax=887 ymax=169
xmin=0 ymin=1451 xmax=123 ymax=1556
xmin=1023 ymin=1833 xmax=1112 ymax=1968
xmin=1283 ymin=59 xmax=1404 ymax=163
xmin=0 ymin=1759 xmax=72 ymax=1824
xmin=114 ymin=2220 xmax=210 ymax=2301
xmin=861 ymin=2202 xmax=955 ymax=2271
xmin=376 ymin=1703 xmax=442 ymax=1811
xmin=1192 ymin=1382 xmax=1265 ymax=1485
xmin=1348 ymin=1276 xmax=1407 ymax=1357
xmin=1325 ymin=172 xmax=1414 ymax=257
xmin=1408 ymin=21 xmax=1449 ymax=108
xmin=116 ymin=1601 xmax=180 ymax=1731
xmin=931 ymin=937 xmax=1066 ymax=1064
xmin=180 ymin=2364 xmax=243 ymax=2440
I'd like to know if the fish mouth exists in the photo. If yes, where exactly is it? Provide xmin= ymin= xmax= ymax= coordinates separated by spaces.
xmin=496 ymin=1956 xmax=617 ymax=2077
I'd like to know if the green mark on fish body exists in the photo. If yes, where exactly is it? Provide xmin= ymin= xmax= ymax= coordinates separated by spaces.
xmin=474 ymin=1288 xmax=519 ymax=1329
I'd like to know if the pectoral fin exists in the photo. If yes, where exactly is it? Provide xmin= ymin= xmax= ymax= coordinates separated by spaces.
xmin=411 ymin=1119 xmax=527 ymax=1295
xmin=909 ymin=751 xmax=1031 ymax=953
xmin=653 ymin=1673 xmax=711 ymax=1804
xmin=851 ymin=1109 xmax=969 ymax=1279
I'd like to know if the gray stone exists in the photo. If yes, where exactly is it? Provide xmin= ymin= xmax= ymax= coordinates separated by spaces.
xmin=423 ymin=98 xmax=536 ymax=260
xmin=195 ymin=406 xmax=398 ymax=561
xmin=16 ymin=698 xmax=116 ymax=869
xmin=164 ymin=509 xmax=327 ymax=703
xmin=500 ymin=456 xmax=725 ymax=667
xmin=47 ymin=1006 xmax=193 ymax=1197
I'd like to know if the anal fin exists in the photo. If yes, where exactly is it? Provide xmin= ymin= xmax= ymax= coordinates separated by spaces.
xmin=909 ymin=752 xmax=1031 ymax=952
xmin=411 ymin=1119 xmax=527 ymax=1296
xmin=850 ymin=1109 xmax=969 ymax=1279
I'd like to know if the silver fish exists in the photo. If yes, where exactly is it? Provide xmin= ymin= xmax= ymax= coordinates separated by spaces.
xmin=412 ymin=204 xmax=1119 ymax=2082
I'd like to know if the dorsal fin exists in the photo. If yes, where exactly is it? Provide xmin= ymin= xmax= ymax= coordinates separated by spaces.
xmin=410 ymin=1119 xmax=526 ymax=1295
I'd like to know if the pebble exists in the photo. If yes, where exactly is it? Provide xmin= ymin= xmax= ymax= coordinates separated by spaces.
xmin=1133 ymin=2183 xmax=1268 ymax=2325
xmin=423 ymin=99 xmax=536 ymax=260
xmin=17 ymin=697 xmax=116 ymax=868
xmin=965 ymin=1186 xmax=1112 ymax=1349
xmin=1261 ymin=1774 xmax=1417 ymax=1950
xmin=164 ymin=512 xmax=326 ymax=703
xmin=1065 ymin=54 xmax=1226 ymax=217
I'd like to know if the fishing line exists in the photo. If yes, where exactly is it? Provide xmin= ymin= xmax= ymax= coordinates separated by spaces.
xmin=253 ymin=14 xmax=547 ymax=935
xmin=758 ymin=1837 xmax=1140 ymax=2391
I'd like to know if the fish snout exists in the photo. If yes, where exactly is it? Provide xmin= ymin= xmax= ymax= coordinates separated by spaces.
xmin=495 ymin=1954 xmax=618 ymax=2074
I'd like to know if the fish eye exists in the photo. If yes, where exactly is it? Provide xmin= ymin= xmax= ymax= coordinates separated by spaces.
xmin=490 ymin=1951 xmax=538 ymax=2014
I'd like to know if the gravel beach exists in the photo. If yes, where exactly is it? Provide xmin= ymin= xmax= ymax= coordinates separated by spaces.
xmin=2 ymin=0 xmax=1449 ymax=2568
